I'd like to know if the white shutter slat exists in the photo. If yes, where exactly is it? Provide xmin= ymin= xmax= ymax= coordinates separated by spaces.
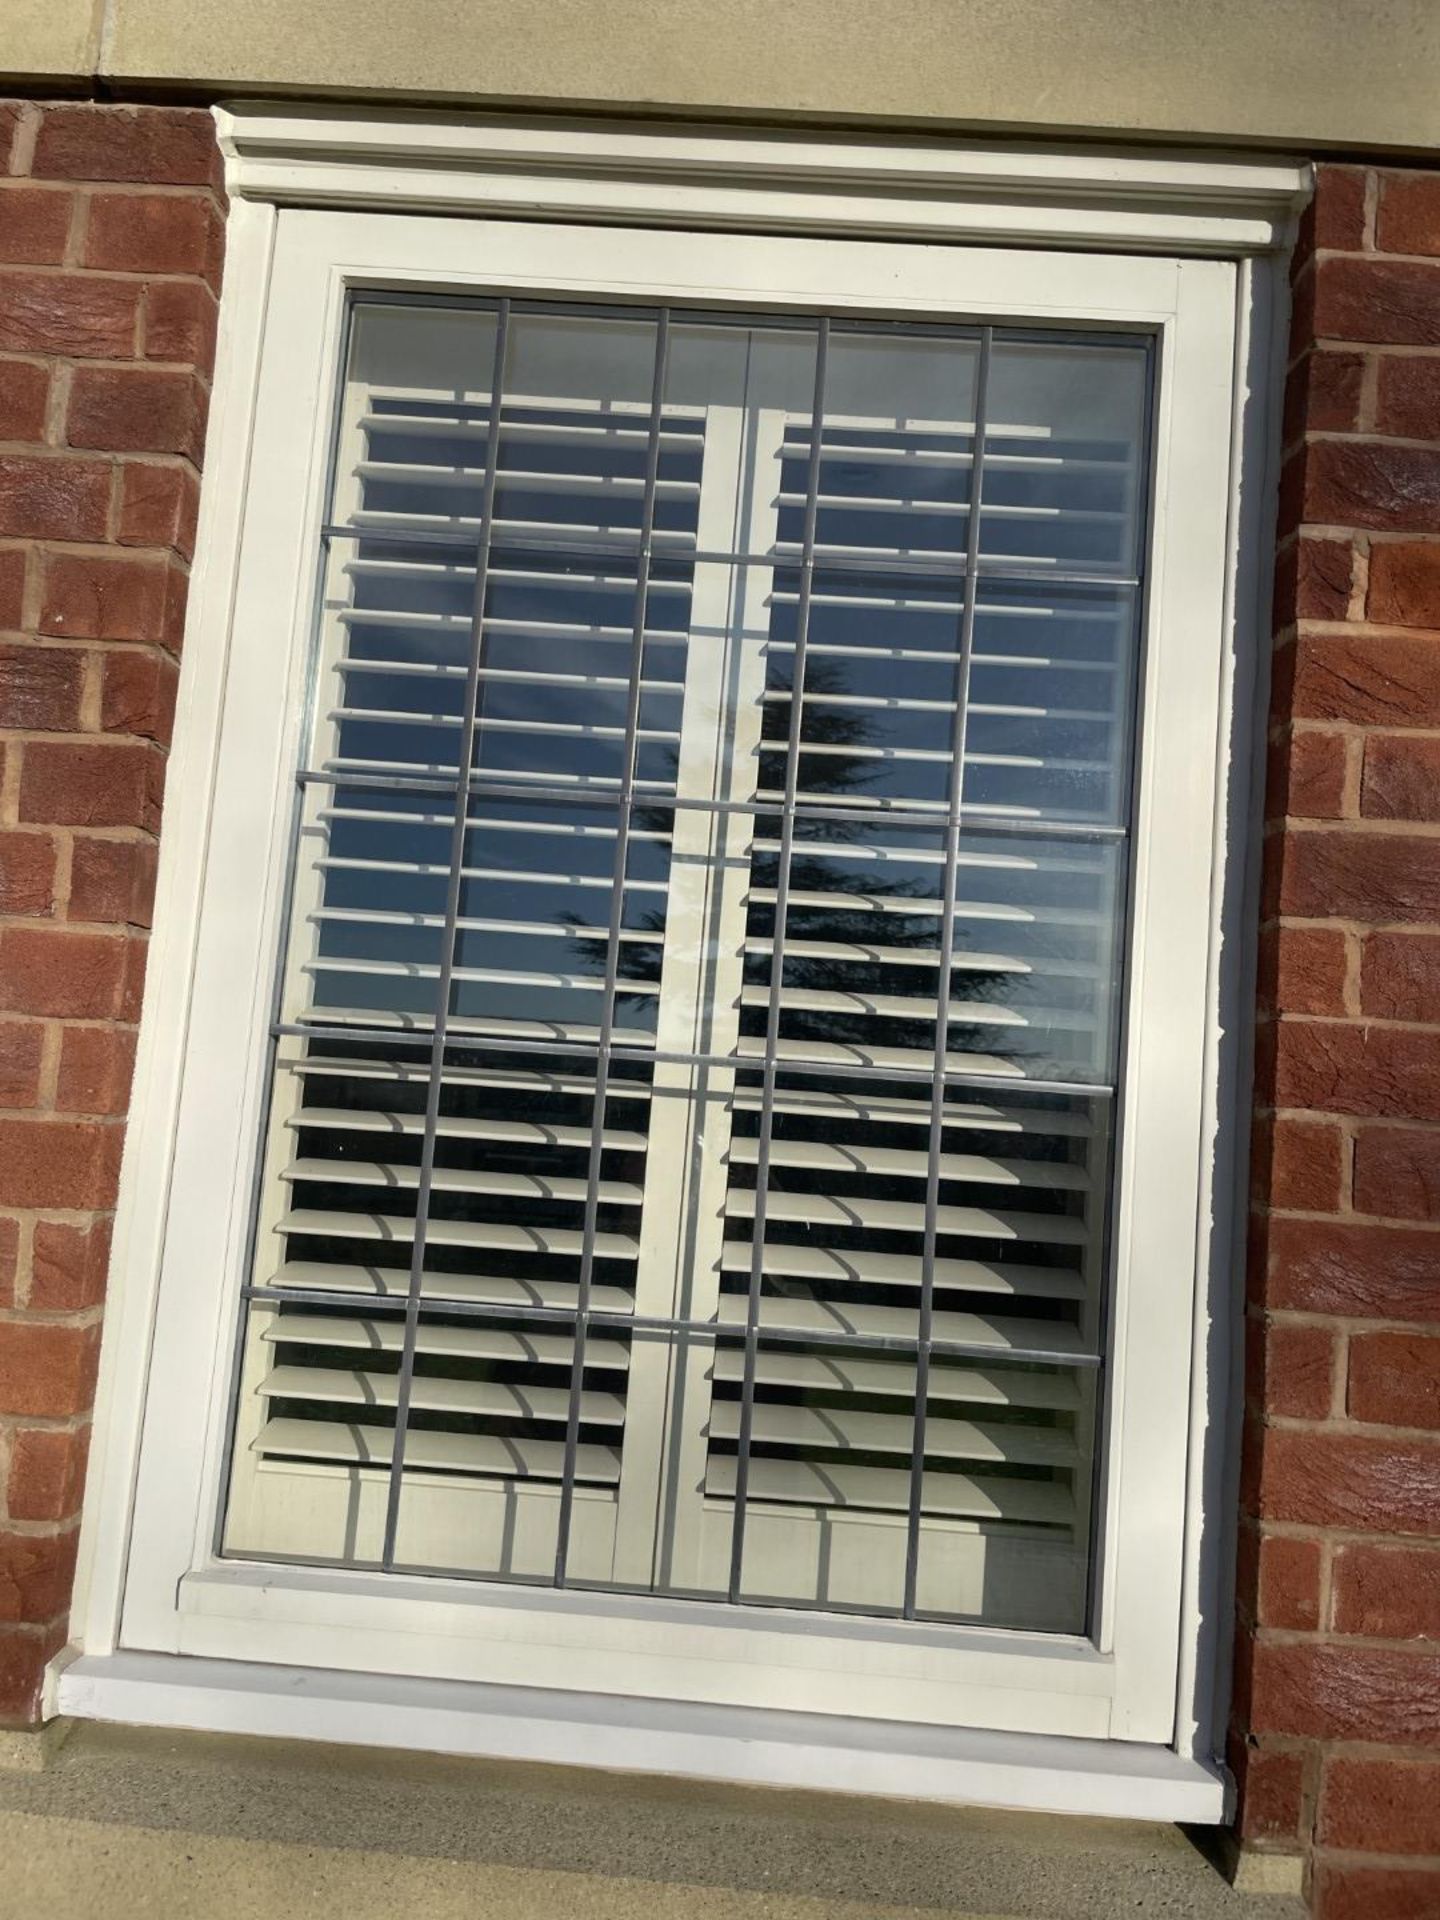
xmin=704 ymin=1455 xmax=1073 ymax=1528
xmin=266 ymin=1261 xmax=635 ymax=1315
xmin=717 ymin=1238 xmax=1087 ymax=1305
xmin=711 ymin=1346 xmax=1077 ymax=1411
xmin=707 ymin=1400 xmax=1078 ymax=1468
xmin=261 ymin=1364 xmax=627 ymax=1426
xmin=261 ymin=1312 xmax=631 ymax=1370
xmin=256 ymin=1417 xmax=622 ymax=1485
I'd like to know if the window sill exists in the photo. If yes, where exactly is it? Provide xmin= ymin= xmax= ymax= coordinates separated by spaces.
xmin=53 ymin=1649 xmax=1228 ymax=1825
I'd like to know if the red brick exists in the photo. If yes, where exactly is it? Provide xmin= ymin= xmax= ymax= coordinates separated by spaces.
xmin=1231 ymin=1736 xmax=1307 ymax=1846
xmin=1283 ymin=349 xmax=1364 ymax=446
xmin=1267 ymin=728 xmax=1349 ymax=820
xmin=1368 ymin=538 xmax=1440 ymax=628
xmin=0 ymin=926 xmax=132 ymax=1019
xmin=1362 ymin=733 xmax=1440 ymax=820
xmin=0 ymin=548 xmax=25 ymax=629
xmin=1251 ymin=1316 xmax=1337 ymax=1419
xmin=1350 ymin=1331 xmax=1440 ymax=1431
xmin=0 ymin=643 xmax=83 ymax=730
xmin=1362 ymin=933 xmax=1440 ymax=1023
xmin=1259 ymin=926 xmax=1349 ymax=1018
xmin=0 ymin=1116 xmax=121 ymax=1211
xmin=41 ymin=550 xmax=183 ymax=646
xmin=1354 ymin=1123 xmax=1440 ymax=1218
xmin=1309 ymin=166 xmax=1369 ymax=255
xmin=67 ymin=835 xmax=156 ymax=927
xmin=100 ymin=648 xmax=178 ymax=745
xmin=83 ymin=192 xmax=216 ymax=277
xmin=0 ymin=830 xmax=56 ymax=916
xmin=0 ymin=1217 xmax=16 ymax=1309
xmin=0 ymin=1320 xmax=100 ymax=1418
xmin=1302 ymin=439 xmax=1440 ymax=532
xmin=117 ymin=461 xmax=198 ymax=557
xmin=54 ymin=1025 xmax=136 ymax=1117
xmin=66 ymin=364 xmax=206 ymax=461
xmin=1322 ymin=1755 xmax=1440 ymax=1854
xmin=0 ymin=1531 xmax=77 ymax=1627
xmin=0 ymin=271 xmax=138 ymax=359
xmin=7 ymin=1425 xmax=90 ymax=1525
xmin=1294 ymin=630 xmax=1440 ymax=725
xmin=1266 ymin=1215 xmax=1440 ymax=1320
xmin=1314 ymin=1862 xmax=1440 ymax=1920
xmin=1251 ymin=1640 xmax=1440 ymax=1745
xmin=0 ymin=187 xmax=73 ymax=267
xmin=1258 ymin=1535 xmax=1322 ymax=1632
xmin=29 ymin=1217 xmax=112 ymax=1312
xmin=1261 ymin=1427 xmax=1440 ymax=1533
xmin=1256 ymin=1114 xmax=1345 ymax=1212
xmin=142 ymin=278 xmax=217 ymax=370
xmin=33 ymin=105 xmax=220 ymax=189
xmin=1379 ymin=173 xmax=1440 ymax=259
xmin=1275 ymin=536 xmax=1353 ymax=629
xmin=18 ymin=740 xmax=163 ymax=830
xmin=1315 ymin=256 xmax=1440 ymax=348
xmin=0 ymin=1021 xmax=43 ymax=1108
xmin=0 ymin=358 xmax=48 ymax=443
xmin=0 ymin=456 xmax=109 ymax=542
xmin=0 ymin=1621 xmax=67 ymax=1725
xmin=1334 ymin=1543 xmax=1440 ymax=1640
xmin=1279 ymin=830 xmax=1440 ymax=922
xmin=1378 ymin=355 xmax=1440 ymax=443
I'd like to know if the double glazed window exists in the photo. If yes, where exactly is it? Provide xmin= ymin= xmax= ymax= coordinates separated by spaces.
xmin=222 ymin=296 xmax=1150 ymax=1635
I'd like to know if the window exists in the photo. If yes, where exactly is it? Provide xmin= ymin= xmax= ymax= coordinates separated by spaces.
xmin=224 ymin=299 xmax=1148 ymax=1635
xmin=77 ymin=119 xmax=1299 ymax=1798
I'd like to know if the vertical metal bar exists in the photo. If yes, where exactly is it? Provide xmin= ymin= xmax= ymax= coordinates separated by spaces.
xmin=903 ymin=328 xmax=993 ymax=1618
xmin=726 ymin=319 xmax=830 ymax=1605
xmin=553 ymin=311 xmax=673 ymax=1587
xmin=381 ymin=303 xmax=511 ymax=1569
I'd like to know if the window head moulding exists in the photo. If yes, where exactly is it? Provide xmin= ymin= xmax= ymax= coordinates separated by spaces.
xmin=214 ymin=105 xmax=1312 ymax=258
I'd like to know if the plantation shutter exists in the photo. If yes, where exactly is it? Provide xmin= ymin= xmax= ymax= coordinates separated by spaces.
xmin=223 ymin=300 xmax=1149 ymax=1633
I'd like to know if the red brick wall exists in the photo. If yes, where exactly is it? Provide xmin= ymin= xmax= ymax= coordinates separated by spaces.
xmin=1238 ymin=163 xmax=1440 ymax=1918
xmin=0 ymin=100 xmax=222 ymax=1724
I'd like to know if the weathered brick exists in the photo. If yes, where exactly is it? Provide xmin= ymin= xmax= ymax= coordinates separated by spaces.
xmin=1261 ymin=1428 xmax=1440 ymax=1533
xmin=0 ymin=456 xmax=109 ymax=542
xmin=54 ymin=1024 xmax=136 ymax=1116
xmin=67 ymin=835 xmax=156 ymax=927
xmin=1367 ymin=538 xmax=1440 ymax=627
xmin=100 ymin=647 xmax=178 ymax=745
xmin=0 ymin=271 xmax=138 ymax=359
xmin=1266 ymin=1215 xmax=1440 ymax=1320
xmin=0 ymin=186 xmax=73 ymax=267
xmin=1315 ymin=256 xmax=1440 ymax=347
xmin=1230 ymin=1738 xmax=1307 ymax=1847
xmin=1301 ymin=439 xmax=1440 ymax=531
xmin=29 ymin=1216 xmax=112 ymax=1311
xmin=0 ymin=925 xmax=133 ymax=1020
xmin=0 ymin=643 xmax=83 ymax=730
xmin=1249 ymin=1316 xmax=1337 ymax=1420
xmin=6 ymin=1425 xmax=90 ymax=1525
xmin=116 ymin=461 xmax=198 ymax=557
xmin=33 ymin=105 xmax=221 ymax=188
xmin=1279 ymin=830 xmax=1440 ymax=922
xmin=1378 ymin=355 xmax=1440 ymax=443
xmin=1258 ymin=1534 xmax=1323 ymax=1633
xmin=1268 ymin=727 xmax=1349 ymax=820
xmin=83 ymin=192 xmax=217 ymax=278
xmin=1321 ymin=1755 xmax=1440 ymax=1854
xmin=1275 ymin=536 xmax=1353 ymax=629
xmin=1307 ymin=166 xmax=1369 ymax=255
xmin=1258 ymin=926 xmax=1349 ymax=1018
xmin=1293 ymin=629 xmax=1440 ymax=725
xmin=1254 ymin=1114 xmax=1345 ymax=1213
xmin=1354 ymin=1123 xmax=1440 ymax=1218
xmin=1283 ymin=349 xmax=1364 ymax=445
xmin=0 ymin=1531 xmax=77 ymax=1626
xmin=0 ymin=548 xmax=25 ymax=629
xmin=18 ymin=739 xmax=163 ymax=830
xmin=0 ymin=1020 xmax=43 ymax=1108
xmin=1314 ymin=1862 xmax=1440 ymax=1920
xmin=1350 ymin=1331 xmax=1440 ymax=1431
xmin=0 ymin=1621 xmax=67 ymax=1724
xmin=0 ymin=830 xmax=56 ymax=916
xmin=0 ymin=1319 xmax=100 ymax=1417
xmin=66 ymin=364 xmax=206 ymax=461
xmin=1379 ymin=173 xmax=1440 ymax=259
xmin=41 ymin=550 xmax=178 ymax=644
xmin=0 ymin=358 xmax=48 ymax=443
xmin=1334 ymin=1543 xmax=1440 ymax=1640
xmin=1362 ymin=933 xmax=1440 ymax=1022
xmin=1361 ymin=733 xmax=1440 ymax=820
xmin=0 ymin=1116 xmax=122 ymax=1211
xmin=1251 ymin=1640 xmax=1440 ymax=1745
xmin=142 ymin=278 xmax=217 ymax=370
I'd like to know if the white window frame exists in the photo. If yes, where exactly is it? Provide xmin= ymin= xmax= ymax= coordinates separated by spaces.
xmin=59 ymin=106 xmax=1307 ymax=1822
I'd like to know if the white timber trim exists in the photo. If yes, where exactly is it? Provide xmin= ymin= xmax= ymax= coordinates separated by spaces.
xmin=55 ymin=1650 xmax=1228 ymax=1825
xmin=215 ymin=103 xmax=1310 ymax=256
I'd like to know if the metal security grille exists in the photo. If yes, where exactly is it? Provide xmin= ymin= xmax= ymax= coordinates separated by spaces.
xmin=221 ymin=295 xmax=1151 ymax=1630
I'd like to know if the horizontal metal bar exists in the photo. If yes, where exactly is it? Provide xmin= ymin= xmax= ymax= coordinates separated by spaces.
xmin=242 ymin=1283 xmax=1104 ymax=1370
xmin=270 ymin=1021 xmax=1118 ymax=1102
xmin=319 ymin=521 xmax=1140 ymax=592
xmin=293 ymin=766 xmax=1129 ymax=842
